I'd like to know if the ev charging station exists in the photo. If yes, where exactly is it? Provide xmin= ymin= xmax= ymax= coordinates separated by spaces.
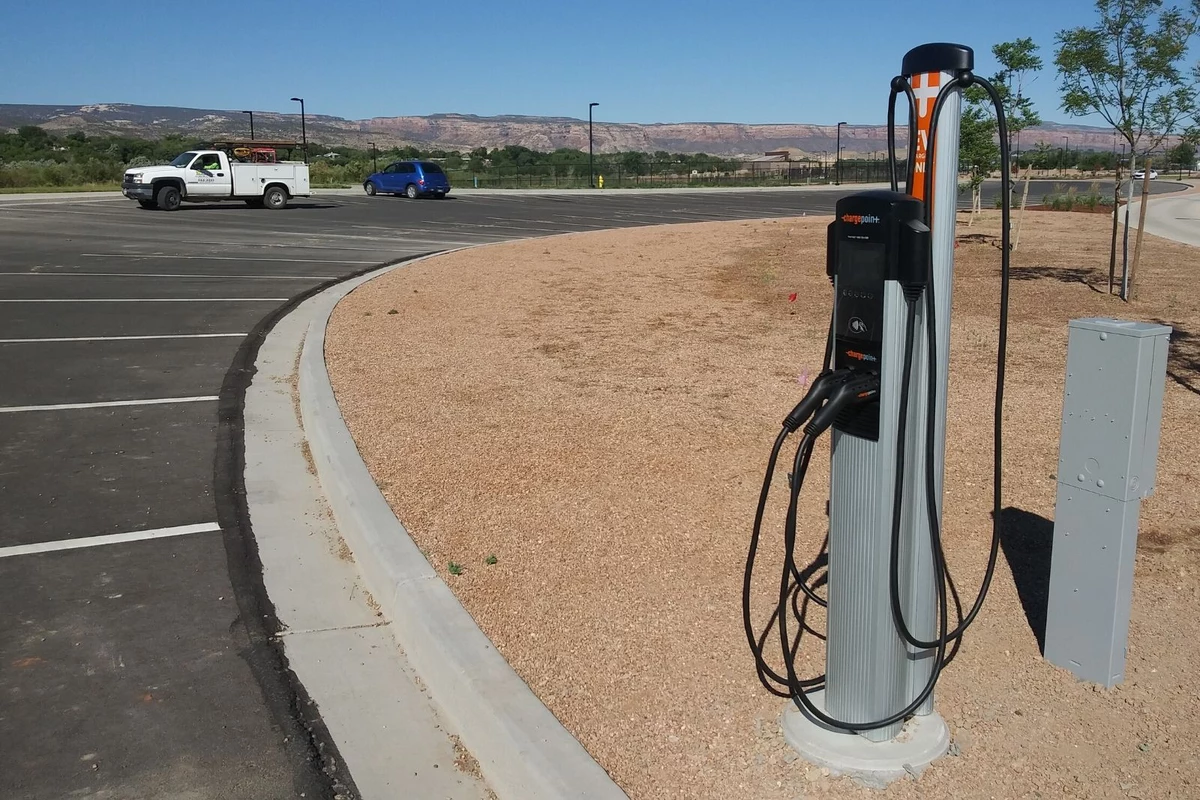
xmin=743 ymin=42 xmax=1014 ymax=783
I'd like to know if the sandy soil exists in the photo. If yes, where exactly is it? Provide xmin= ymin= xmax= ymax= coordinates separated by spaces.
xmin=326 ymin=210 xmax=1200 ymax=800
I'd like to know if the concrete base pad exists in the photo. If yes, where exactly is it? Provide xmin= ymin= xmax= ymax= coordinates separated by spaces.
xmin=780 ymin=691 xmax=949 ymax=788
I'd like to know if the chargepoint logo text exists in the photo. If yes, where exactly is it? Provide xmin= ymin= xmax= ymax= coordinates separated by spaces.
xmin=844 ymin=349 xmax=878 ymax=363
xmin=841 ymin=214 xmax=881 ymax=225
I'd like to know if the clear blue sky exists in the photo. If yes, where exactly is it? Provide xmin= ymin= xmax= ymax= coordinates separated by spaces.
xmin=0 ymin=0 xmax=1118 ymax=126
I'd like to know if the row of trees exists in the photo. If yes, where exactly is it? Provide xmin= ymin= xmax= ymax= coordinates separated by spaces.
xmin=0 ymin=128 xmax=749 ymax=190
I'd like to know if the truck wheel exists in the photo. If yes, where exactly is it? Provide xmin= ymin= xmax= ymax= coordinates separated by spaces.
xmin=364 ymin=181 xmax=378 ymax=196
xmin=405 ymin=183 xmax=419 ymax=199
xmin=156 ymin=185 xmax=182 ymax=211
xmin=137 ymin=200 xmax=157 ymax=209
xmin=263 ymin=186 xmax=288 ymax=210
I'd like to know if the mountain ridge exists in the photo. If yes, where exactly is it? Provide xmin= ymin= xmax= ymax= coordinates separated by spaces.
xmin=0 ymin=102 xmax=1125 ymax=157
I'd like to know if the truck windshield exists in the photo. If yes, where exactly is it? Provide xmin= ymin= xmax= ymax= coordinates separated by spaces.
xmin=170 ymin=152 xmax=199 ymax=167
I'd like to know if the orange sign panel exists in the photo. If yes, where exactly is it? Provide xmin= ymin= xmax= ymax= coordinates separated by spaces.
xmin=910 ymin=71 xmax=940 ymax=203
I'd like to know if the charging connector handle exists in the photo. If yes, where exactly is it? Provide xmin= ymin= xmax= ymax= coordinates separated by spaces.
xmin=803 ymin=373 xmax=880 ymax=437
xmin=782 ymin=369 xmax=859 ymax=432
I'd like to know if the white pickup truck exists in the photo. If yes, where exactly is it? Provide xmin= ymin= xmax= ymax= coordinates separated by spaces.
xmin=122 ymin=146 xmax=311 ymax=210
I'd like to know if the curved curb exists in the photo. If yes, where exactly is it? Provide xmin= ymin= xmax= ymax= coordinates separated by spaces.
xmin=296 ymin=251 xmax=629 ymax=800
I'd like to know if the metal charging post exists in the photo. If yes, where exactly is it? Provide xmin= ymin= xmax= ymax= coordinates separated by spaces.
xmin=781 ymin=43 xmax=970 ymax=780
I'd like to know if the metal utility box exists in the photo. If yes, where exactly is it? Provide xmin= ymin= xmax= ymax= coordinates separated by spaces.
xmin=1044 ymin=318 xmax=1171 ymax=687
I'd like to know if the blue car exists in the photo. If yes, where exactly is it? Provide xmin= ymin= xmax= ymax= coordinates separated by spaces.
xmin=364 ymin=160 xmax=451 ymax=198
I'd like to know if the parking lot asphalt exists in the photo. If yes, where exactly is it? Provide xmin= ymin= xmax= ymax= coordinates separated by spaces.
xmin=0 ymin=188 xmax=859 ymax=800
xmin=0 ymin=180 xmax=1187 ymax=799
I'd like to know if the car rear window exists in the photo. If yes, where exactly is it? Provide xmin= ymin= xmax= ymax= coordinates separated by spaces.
xmin=419 ymin=162 xmax=445 ymax=174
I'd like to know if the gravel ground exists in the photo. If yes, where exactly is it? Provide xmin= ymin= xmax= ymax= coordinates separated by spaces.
xmin=326 ymin=211 xmax=1200 ymax=800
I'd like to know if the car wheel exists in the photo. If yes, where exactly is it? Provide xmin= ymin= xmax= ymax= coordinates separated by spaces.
xmin=137 ymin=199 xmax=157 ymax=209
xmin=156 ymin=184 xmax=182 ymax=211
xmin=263 ymin=186 xmax=288 ymax=210
xmin=364 ymin=181 xmax=378 ymax=196
xmin=406 ymin=183 xmax=419 ymax=199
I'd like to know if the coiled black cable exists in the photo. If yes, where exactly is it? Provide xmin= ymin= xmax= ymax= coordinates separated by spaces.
xmin=889 ymin=73 xmax=1010 ymax=651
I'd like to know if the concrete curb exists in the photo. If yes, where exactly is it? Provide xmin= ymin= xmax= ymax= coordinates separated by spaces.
xmin=296 ymin=251 xmax=629 ymax=800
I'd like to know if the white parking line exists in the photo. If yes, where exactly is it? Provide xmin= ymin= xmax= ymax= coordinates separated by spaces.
xmin=81 ymin=253 xmax=378 ymax=264
xmin=0 ymin=396 xmax=219 ymax=413
xmin=0 ymin=298 xmax=287 ymax=303
xmin=0 ymin=272 xmax=335 ymax=280
xmin=0 ymin=333 xmax=246 ymax=343
xmin=0 ymin=522 xmax=220 ymax=559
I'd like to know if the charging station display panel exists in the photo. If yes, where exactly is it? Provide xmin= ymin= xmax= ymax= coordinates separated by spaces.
xmin=834 ymin=239 xmax=886 ymax=360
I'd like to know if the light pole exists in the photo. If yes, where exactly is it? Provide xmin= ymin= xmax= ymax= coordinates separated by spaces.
xmin=588 ymin=102 xmax=599 ymax=188
xmin=290 ymin=97 xmax=307 ymax=164
xmin=836 ymin=121 xmax=847 ymax=185
xmin=242 ymin=110 xmax=255 ymax=140
xmin=368 ymin=141 xmax=377 ymax=174
xmin=1062 ymin=135 xmax=1069 ymax=175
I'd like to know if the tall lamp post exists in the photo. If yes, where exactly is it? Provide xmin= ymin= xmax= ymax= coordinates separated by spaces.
xmin=290 ymin=97 xmax=307 ymax=164
xmin=836 ymin=121 xmax=847 ymax=185
xmin=1062 ymin=135 xmax=1069 ymax=175
xmin=368 ymin=141 xmax=378 ymax=174
xmin=242 ymin=110 xmax=255 ymax=140
xmin=589 ymin=102 xmax=599 ymax=188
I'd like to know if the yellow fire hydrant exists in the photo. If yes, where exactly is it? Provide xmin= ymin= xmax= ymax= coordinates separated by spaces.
xmin=598 ymin=175 xmax=604 ymax=189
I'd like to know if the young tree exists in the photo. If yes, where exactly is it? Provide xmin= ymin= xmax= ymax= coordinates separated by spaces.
xmin=1170 ymin=139 xmax=1197 ymax=170
xmin=958 ymin=102 xmax=1001 ymax=221
xmin=1055 ymin=0 xmax=1200 ymax=300
xmin=958 ymin=40 xmax=1043 ymax=223
xmin=991 ymin=38 xmax=1044 ymax=162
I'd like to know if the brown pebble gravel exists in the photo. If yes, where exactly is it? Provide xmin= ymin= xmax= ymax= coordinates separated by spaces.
xmin=326 ymin=211 xmax=1200 ymax=800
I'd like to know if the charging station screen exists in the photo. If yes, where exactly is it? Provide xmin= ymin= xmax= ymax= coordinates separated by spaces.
xmin=840 ymin=240 xmax=886 ymax=282
xmin=836 ymin=240 xmax=885 ymax=345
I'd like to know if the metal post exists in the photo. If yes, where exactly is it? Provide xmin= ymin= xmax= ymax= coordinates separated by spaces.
xmin=368 ymin=142 xmax=377 ymax=174
xmin=836 ymin=122 xmax=847 ymax=185
xmin=242 ymin=110 xmax=254 ymax=140
xmin=589 ymin=102 xmax=599 ymax=188
xmin=291 ymin=97 xmax=307 ymax=164
xmin=803 ymin=45 xmax=965 ymax=752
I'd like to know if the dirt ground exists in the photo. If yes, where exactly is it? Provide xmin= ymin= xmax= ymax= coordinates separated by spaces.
xmin=326 ymin=209 xmax=1200 ymax=800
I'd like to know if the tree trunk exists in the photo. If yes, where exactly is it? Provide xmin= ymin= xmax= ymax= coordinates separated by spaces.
xmin=1013 ymin=167 xmax=1032 ymax=251
xmin=1109 ymin=160 xmax=1122 ymax=294
xmin=1129 ymin=158 xmax=1153 ymax=301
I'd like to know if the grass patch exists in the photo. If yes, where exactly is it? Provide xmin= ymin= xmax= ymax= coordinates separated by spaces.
xmin=1040 ymin=181 xmax=1113 ymax=212
xmin=0 ymin=183 xmax=120 ymax=194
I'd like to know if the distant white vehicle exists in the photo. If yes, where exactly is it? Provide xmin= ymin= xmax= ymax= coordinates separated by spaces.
xmin=1132 ymin=169 xmax=1158 ymax=181
xmin=121 ymin=144 xmax=310 ymax=211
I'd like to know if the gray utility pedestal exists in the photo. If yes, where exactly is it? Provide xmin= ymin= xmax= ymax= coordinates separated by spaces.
xmin=1044 ymin=318 xmax=1170 ymax=688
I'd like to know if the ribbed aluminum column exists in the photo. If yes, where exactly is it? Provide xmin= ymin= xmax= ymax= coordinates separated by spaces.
xmin=826 ymin=279 xmax=912 ymax=743
xmin=900 ymin=75 xmax=961 ymax=717
xmin=825 ymin=73 xmax=962 ymax=741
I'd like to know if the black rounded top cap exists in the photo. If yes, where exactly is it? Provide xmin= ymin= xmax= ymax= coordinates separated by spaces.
xmin=902 ymin=43 xmax=973 ymax=76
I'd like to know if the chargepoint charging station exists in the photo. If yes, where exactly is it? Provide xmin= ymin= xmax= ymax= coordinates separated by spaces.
xmin=743 ymin=42 xmax=1015 ymax=782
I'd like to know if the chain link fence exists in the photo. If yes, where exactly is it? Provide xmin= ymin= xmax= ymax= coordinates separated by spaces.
xmin=446 ymin=158 xmax=906 ymax=189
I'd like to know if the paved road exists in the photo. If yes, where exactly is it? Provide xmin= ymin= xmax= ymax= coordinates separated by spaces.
xmin=0 ymin=189 xmax=860 ymax=800
xmin=1135 ymin=187 xmax=1200 ymax=247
